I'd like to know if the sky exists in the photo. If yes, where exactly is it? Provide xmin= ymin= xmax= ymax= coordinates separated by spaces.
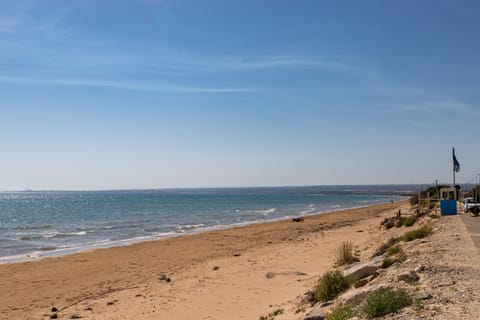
xmin=1 ymin=0 xmax=480 ymax=190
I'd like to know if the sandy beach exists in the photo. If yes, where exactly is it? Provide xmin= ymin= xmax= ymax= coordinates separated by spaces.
xmin=0 ymin=201 xmax=411 ymax=319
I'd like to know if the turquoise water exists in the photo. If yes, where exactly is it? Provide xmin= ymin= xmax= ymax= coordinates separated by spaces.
xmin=0 ymin=187 xmax=401 ymax=263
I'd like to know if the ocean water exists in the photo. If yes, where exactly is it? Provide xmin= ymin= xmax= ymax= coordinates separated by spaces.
xmin=0 ymin=187 xmax=403 ymax=263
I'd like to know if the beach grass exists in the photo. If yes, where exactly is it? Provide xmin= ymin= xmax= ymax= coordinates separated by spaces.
xmin=314 ymin=270 xmax=350 ymax=302
xmin=402 ymin=225 xmax=433 ymax=242
xmin=362 ymin=288 xmax=412 ymax=318
xmin=386 ymin=245 xmax=402 ymax=257
xmin=326 ymin=305 xmax=357 ymax=320
xmin=402 ymin=216 xmax=417 ymax=227
xmin=334 ymin=241 xmax=358 ymax=266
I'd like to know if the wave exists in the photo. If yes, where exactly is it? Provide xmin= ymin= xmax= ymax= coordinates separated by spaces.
xmin=300 ymin=204 xmax=317 ymax=214
xmin=175 ymin=224 xmax=205 ymax=233
xmin=254 ymin=208 xmax=276 ymax=216
xmin=19 ymin=231 xmax=87 ymax=241
xmin=39 ymin=246 xmax=58 ymax=251
xmin=9 ymin=225 xmax=53 ymax=231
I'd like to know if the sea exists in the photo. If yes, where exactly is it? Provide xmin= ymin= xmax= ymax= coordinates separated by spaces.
xmin=0 ymin=186 xmax=416 ymax=264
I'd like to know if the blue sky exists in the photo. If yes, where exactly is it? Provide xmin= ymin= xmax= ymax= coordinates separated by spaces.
xmin=1 ymin=0 xmax=480 ymax=190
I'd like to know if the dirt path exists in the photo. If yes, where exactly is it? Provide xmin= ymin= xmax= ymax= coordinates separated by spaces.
xmin=460 ymin=213 xmax=480 ymax=252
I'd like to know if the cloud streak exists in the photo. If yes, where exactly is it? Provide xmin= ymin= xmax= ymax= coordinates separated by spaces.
xmin=0 ymin=75 xmax=257 ymax=93
xmin=0 ymin=75 xmax=324 ymax=107
xmin=148 ymin=55 xmax=354 ymax=74
xmin=393 ymin=101 xmax=474 ymax=114
xmin=0 ymin=2 xmax=356 ymax=84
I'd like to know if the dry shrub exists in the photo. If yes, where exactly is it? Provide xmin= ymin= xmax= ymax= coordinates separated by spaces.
xmin=335 ymin=241 xmax=359 ymax=266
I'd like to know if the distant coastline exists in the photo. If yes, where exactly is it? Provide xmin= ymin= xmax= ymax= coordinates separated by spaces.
xmin=5 ymin=183 xmax=426 ymax=195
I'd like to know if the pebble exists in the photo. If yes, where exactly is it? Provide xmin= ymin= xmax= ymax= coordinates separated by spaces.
xmin=414 ymin=265 xmax=426 ymax=273
xmin=415 ymin=292 xmax=433 ymax=300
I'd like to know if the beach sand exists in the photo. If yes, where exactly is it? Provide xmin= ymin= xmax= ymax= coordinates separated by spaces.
xmin=0 ymin=201 xmax=408 ymax=320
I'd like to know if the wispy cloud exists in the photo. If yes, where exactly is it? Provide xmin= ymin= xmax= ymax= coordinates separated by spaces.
xmin=154 ymin=55 xmax=354 ymax=73
xmin=393 ymin=101 xmax=474 ymax=113
xmin=0 ymin=75 xmax=256 ymax=93
xmin=0 ymin=75 xmax=327 ymax=107
xmin=0 ymin=1 xmax=356 ymax=81
xmin=0 ymin=0 xmax=355 ymax=106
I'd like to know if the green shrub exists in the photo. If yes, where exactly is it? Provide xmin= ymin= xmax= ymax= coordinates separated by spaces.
xmin=402 ymin=225 xmax=433 ymax=242
xmin=395 ymin=217 xmax=405 ymax=228
xmin=371 ymin=237 xmax=398 ymax=258
xmin=382 ymin=258 xmax=395 ymax=269
xmin=386 ymin=245 xmax=401 ymax=257
xmin=314 ymin=270 xmax=350 ymax=302
xmin=403 ymin=216 xmax=417 ymax=227
xmin=327 ymin=306 xmax=357 ymax=320
xmin=362 ymin=288 xmax=412 ymax=318
xmin=335 ymin=241 xmax=358 ymax=266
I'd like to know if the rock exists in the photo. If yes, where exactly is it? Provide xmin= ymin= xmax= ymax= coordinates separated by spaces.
xmin=414 ymin=265 xmax=426 ymax=273
xmin=415 ymin=292 xmax=433 ymax=300
xmin=292 ymin=217 xmax=305 ymax=222
xmin=343 ymin=255 xmax=384 ymax=280
xmin=51 ymin=307 xmax=58 ymax=312
xmin=371 ymin=238 xmax=397 ymax=258
xmin=266 ymin=272 xmax=275 ymax=279
xmin=50 ymin=314 xmax=58 ymax=319
xmin=337 ymin=285 xmax=387 ymax=306
xmin=304 ymin=303 xmax=326 ymax=320
xmin=213 ymin=266 xmax=220 ymax=271
xmin=70 ymin=315 xmax=82 ymax=319
xmin=398 ymin=271 xmax=420 ymax=282
xmin=353 ymin=278 xmax=369 ymax=288
xmin=319 ymin=301 xmax=332 ymax=307
xmin=233 ymin=252 xmax=241 ymax=257
xmin=384 ymin=220 xmax=395 ymax=229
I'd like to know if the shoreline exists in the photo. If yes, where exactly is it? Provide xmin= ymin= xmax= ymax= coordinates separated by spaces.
xmin=0 ymin=201 xmax=407 ymax=319
xmin=0 ymin=197 xmax=406 ymax=265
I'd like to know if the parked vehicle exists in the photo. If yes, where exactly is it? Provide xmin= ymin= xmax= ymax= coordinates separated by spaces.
xmin=464 ymin=197 xmax=480 ymax=215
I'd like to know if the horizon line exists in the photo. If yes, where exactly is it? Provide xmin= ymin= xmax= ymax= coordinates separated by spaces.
xmin=0 ymin=183 xmax=438 ymax=193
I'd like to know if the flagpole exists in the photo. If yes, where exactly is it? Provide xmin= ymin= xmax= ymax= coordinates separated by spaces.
xmin=453 ymin=147 xmax=456 ymax=188
xmin=452 ymin=147 xmax=460 ymax=200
